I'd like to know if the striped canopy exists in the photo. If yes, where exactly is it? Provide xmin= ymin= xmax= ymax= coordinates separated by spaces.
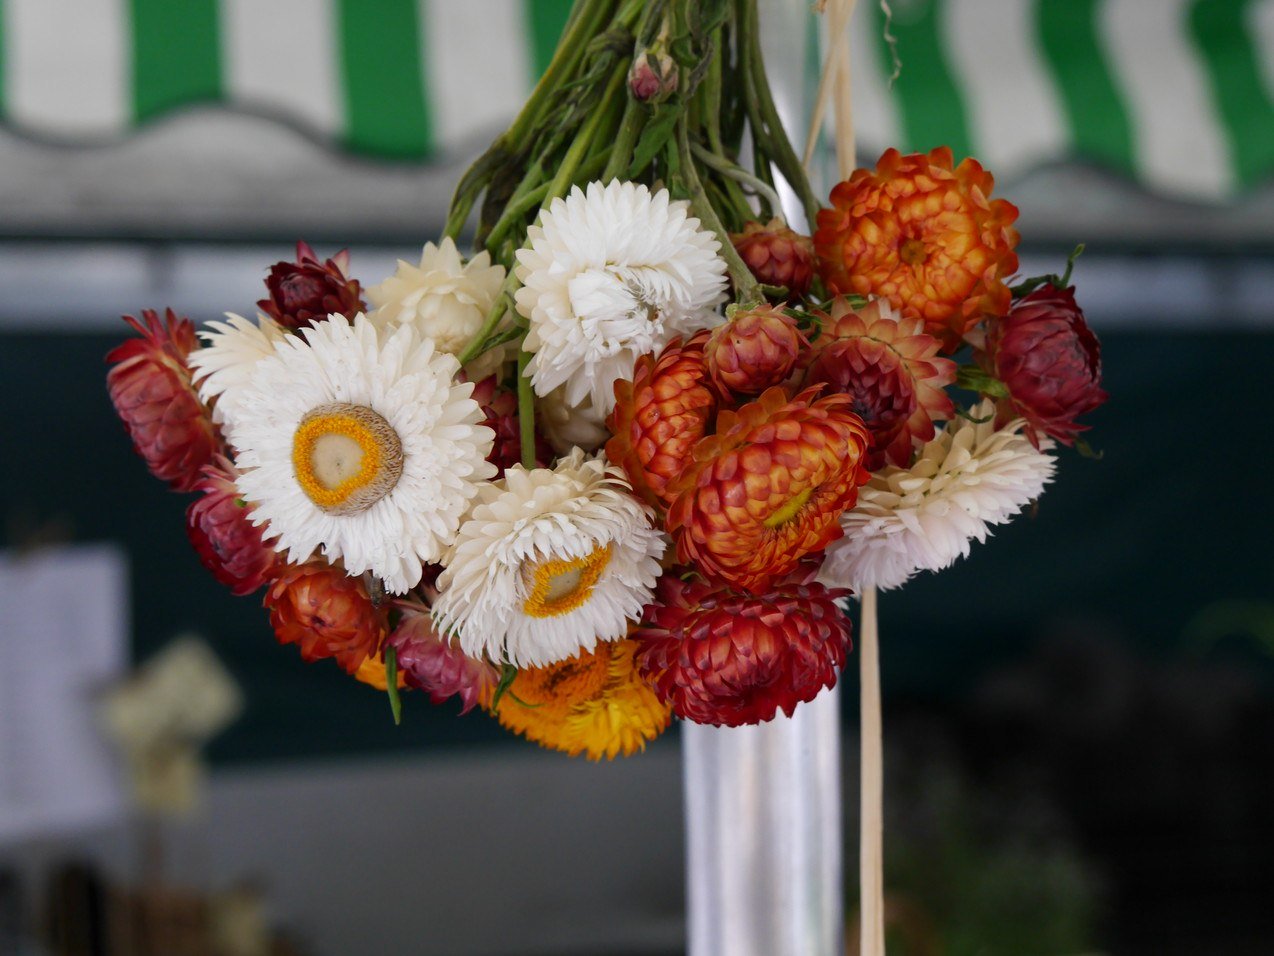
xmin=1 ymin=0 xmax=1270 ymax=201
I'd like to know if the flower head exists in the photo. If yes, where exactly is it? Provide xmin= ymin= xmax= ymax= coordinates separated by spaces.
xmin=516 ymin=180 xmax=728 ymax=416
xmin=666 ymin=387 xmax=871 ymax=592
xmin=367 ymin=238 xmax=509 ymax=381
xmin=606 ymin=331 xmax=717 ymax=509
xmin=537 ymin=383 xmax=611 ymax=455
xmin=492 ymin=639 xmax=672 ymax=759
xmin=433 ymin=449 xmax=665 ymax=668
xmin=387 ymin=603 xmax=498 ymax=713
xmin=187 ymin=313 xmax=289 ymax=448
xmin=804 ymin=297 xmax=955 ymax=469
xmin=232 ymin=314 xmax=495 ymax=594
xmin=106 ymin=309 xmax=220 ymax=491
xmin=814 ymin=147 xmax=1019 ymax=350
xmin=705 ymin=304 xmax=805 ymax=397
xmin=264 ymin=562 xmax=387 ymax=673
xmin=186 ymin=457 xmax=280 ymax=596
xmin=259 ymin=241 xmax=364 ymax=331
xmin=635 ymin=568 xmax=852 ymax=727
xmin=819 ymin=400 xmax=1055 ymax=592
xmin=731 ymin=219 xmax=815 ymax=298
xmin=986 ymin=284 xmax=1108 ymax=447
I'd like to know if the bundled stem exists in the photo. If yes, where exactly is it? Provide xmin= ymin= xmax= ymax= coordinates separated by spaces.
xmin=447 ymin=0 xmax=824 ymax=466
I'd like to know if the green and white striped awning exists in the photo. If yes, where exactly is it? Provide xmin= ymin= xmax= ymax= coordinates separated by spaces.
xmin=1 ymin=0 xmax=1271 ymax=201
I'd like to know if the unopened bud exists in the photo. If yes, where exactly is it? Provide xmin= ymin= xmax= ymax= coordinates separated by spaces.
xmin=629 ymin=51 xmax=678 ymax=103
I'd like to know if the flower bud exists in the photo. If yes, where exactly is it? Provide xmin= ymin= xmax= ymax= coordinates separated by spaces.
xmin=628 ymin=50 xmax=678 ymax=103
xmin=259 ymin=241 xmax=364 ymax=331
xmin=731 ymin=219 xmax=816 ymax=299
xmin=986 ymin=284 xmax=1108 ymax=447
xmin=704 ymin=304 xmax=805 ymax=396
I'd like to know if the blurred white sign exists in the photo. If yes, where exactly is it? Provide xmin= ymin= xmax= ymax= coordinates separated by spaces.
xmin=0 ymin=545 xmax=129 ymax=844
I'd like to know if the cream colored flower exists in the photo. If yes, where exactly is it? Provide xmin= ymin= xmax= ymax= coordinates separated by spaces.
xmin=232 ymin=314 xmax=495 ymax=593
xmin=367 ymin=237 xmax=509 ymax=380
xmin=432 ymin=449 xmax=665 ymax=668
xmin=819 ymin=401 xmax=1056 ymax=592
xmin=536 ymin=383 xmax=610 ymax=455
xmin=188 ymin=313 xmax=288 ymax=447
xmin=515 ymin=180 xmax=728 ymax=416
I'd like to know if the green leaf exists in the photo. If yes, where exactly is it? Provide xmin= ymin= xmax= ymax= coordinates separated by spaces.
xmin=385 ymin=644 xmax=402 ymax=726
xmin=628 ymin=103 xmax=682 ymax=178
xmin=1074 ymin=436 xmax=1104 ymax=460
xmin=955 ymin=365 xmax=1010 ymax=398
xmin=489 ymin=662 xmax=519 ymax=714
xmin=1010 ymin=243 xmax=1086 ymax=299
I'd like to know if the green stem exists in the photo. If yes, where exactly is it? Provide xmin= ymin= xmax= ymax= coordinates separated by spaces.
xmin=457 ymin=273 xmax=518 ymax=366
xmin=603 ymin=97 xmax=647 ymax=182
xmin=545 ymin=61 xmax=628 ymax=201
xmin=676 ymin=119 xmax=760 ymax=305
xmin=691 ymin=141 xmax=781 ymax=216
xmin=385 ymin=645 xmax=402 ymax=726
xmin=741 ymin=0 xmax=821 ymax=226
xmin=517 ymin=349 xmax=537 ymax=469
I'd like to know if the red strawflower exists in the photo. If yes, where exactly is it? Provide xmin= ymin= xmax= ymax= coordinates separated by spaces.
xmin=635 ymin=567 xmax=853 ymax=726
xmin=666 ymin=387 xmax=871 ymax=593
xmin=804 ymin=297 xmax=955 ymax=469
xmin=264 ymin=563 xmax=387 ymax=673
xmin=986 ymin=284 xmax=1108 ymax=447
xmin=387 ymin=603 xmax=498 ymax=714
xmin=186 ymin=457 xmax=281 ymax=595
xmin=814 ymin=147 xmax=1020 ymax=350
xmin=731 ymin=219 xmax=816 ymax=298
xmin=470 ymin=375 xmax=551 ymax=476
xmin=607 ymin=331 xmax=717 ymax=510
xmin=258 ymin=241 xmax=364 ymax=331
xmin=704 ymin=305 xmax=806 ymax=397
xmin=106 ymin=309 xmax=220 ymax=491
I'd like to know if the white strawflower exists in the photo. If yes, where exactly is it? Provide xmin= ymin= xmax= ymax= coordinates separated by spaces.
xmin=367 ymin=237 xmax=509 ymax=381
xmin=537 ymin=383 xmax=610 ymax=455
xmin=515 ymin=180 xmax=728 ymax=416
xmin=433 ymin=448 xmax=665 ymax=668
xmin=188 ymin=313 xmax=288 ymax=445
xmin=819 ymin=401 xmax=1056 ymax=592
xmin=231 ymin=313 xmax=495 ymax=594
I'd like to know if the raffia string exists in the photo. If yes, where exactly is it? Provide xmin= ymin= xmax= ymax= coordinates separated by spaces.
xmin=803 ymin=3 xmax=885 ymax=953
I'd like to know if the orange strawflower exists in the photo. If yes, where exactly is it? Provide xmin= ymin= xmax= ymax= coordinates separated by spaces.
xmin=607 ymin=332 xmax=717 ymax=510
xmin=814 ymin=147 xmax=1019 ymax=351
xmin=264 ymin=562 xmax=387 ymax=673
xmin=490 ymin=639 xmax=672 ymax=760
xmin=666 ymin=387 xmax=871 ymax=593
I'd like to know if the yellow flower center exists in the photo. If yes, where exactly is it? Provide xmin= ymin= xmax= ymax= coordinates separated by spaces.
xmin=522 ymin=545 xmax=613 ymax=618
xmin=764 ymin=486 xmax=814 ymax=529
xmin=292 ymin=403 xmax=404 ymax=516
xmin=900 ymin=238 xmax=927 ymax=266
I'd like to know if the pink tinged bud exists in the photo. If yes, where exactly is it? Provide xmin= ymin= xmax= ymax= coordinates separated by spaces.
xmin=987 ymin=284 xmax=1108 ymax=447
xmin=628 ymin=52 xmax=678 ymax=103
xmin=106 ymin=309 xmax=221 ymax=491
xmin=730 ymin=219 xmax=816 ymax=299
xmin=388 ymin=608 xmax=498 ymax=714
xmin=705 ymin=305 xmax=806 ymax=397
xmin=186 ymin=457 xmax=281 ymax=595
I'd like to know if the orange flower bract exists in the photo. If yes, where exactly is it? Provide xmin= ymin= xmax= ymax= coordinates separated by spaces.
xmin=814 ymin=147 xmax=1020 ymax=351
xmin=607 ymin=332 xmax=717 ymax=510
xmin=491 ymin=639 xmax=672 ymax=760
xmin=264 ymin=563 xmax=387 ymax=674
xmin=666 ymin=387 xmax=871 ymax=593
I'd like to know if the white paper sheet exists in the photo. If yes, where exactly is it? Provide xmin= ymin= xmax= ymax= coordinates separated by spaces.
xmin=0 ymin=544 xmax=129 ymax=844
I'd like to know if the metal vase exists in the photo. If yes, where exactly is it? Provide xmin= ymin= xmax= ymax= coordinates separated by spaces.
xmin=682 ymin=684 xmax=844 ymax=956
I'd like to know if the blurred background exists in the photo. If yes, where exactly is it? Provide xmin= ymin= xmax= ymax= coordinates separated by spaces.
xmin=1 ymin=0 xmax=1272 ymax=954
